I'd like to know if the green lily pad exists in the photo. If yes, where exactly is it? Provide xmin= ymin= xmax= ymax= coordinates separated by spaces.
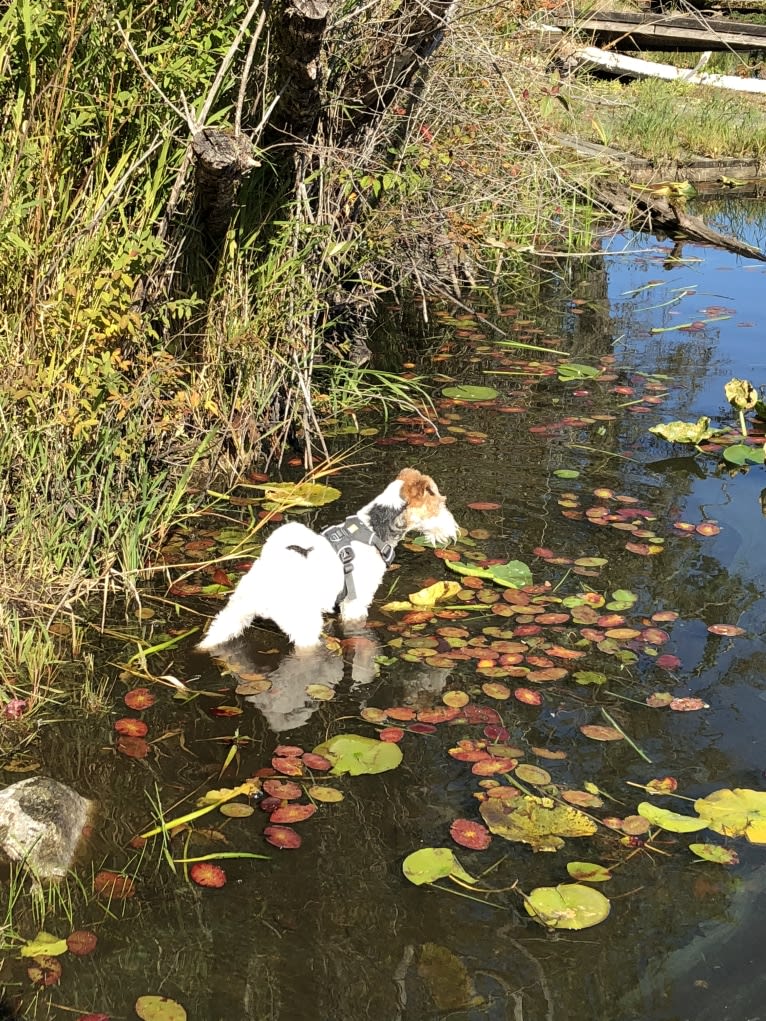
xmin=566 ymin=861 xmax=612 ymax=882
xmin=444 ymin=559 xmax=532 ymax=589
xmin=553 ymin=469 xmax=580 ymax=479
xmin=402 ymin=847 xmax=476 ymax=886
xmin=556 ymin=363 xmax=601 ymax=381
xmin=572 ymin=670 xmax=607 ymax=687
xmin=722 ymin=443 xmax=764 ymax=466
xmin=442 ymin=385 xmax=500 ymax=402
xmin=252 ymin=481 xmax=342 ymax=508
xmin=525 ymin=883 xmax=610 ymax=929
xmin=649 ymin=417 xmax=719 ymax=445
xmin=637 ymin=802 xmax=707 ymax=833
xmin=694 ymin=788 xmax=766 ymax=843
xmin=689 ymin=843 xmax=739 ymax=865
xmin=312 ymin=734 xmax=402 ymax=776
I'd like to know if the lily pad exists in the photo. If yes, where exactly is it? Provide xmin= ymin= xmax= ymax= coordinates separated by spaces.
xmin=722 ymin=443 xmax=764 ymax=466
xmin=524 ymin=883 xmax=610 ymax=929
xmin=135 ymin=996 xmax=187 ymax=1021
xmin=20 ymin=932 xmax=69 ymax=958
xmin=637 ymin=802 xmax=707 ymax=833
xmin=444 ymin=559 xmax=532 ymax=589
xmin=649 ymin=417 xmax=719 ymax=445
xmin=566 ymin=861 xmax=612 ymax=883
xmin=252 ymin=481 xmax=341 ymax=508
xmin=557 ymin=363 xmax=601 ymax=381
xmin=689 ymin=843 xmax=739 ymax=865
xmin=441 ymin=385 xmax=500 ymax=401
xmin=694 ymin=788 xmax=766 ymax=844
xmin=479 ymin=794 xmax=596 ymax=852
xmin=409 ymin=581 xmax=463 ymax=606
xmin=402 ymin=847 xmax=477 ymax=886
xmin=312 ymin=733 xmax=402 ymax=776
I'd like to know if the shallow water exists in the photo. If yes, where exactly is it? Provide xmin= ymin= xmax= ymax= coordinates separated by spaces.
xmin=4 ymin=216 xmax=766 ymax=1021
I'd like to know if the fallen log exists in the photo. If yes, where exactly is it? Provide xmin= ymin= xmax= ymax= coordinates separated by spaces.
xmin=572 ymin=45 xmax=766 ymax=92
xmin=552 ymin=10 xmax=766 ymax=51
xmin=596 ymin=181 xmax=766 ymax=261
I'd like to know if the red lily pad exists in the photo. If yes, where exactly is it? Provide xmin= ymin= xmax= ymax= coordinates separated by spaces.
xmin=409 ymin=722 xmax=438 ymax=735
xmin=262 ymin=780 xmax=303 ymax=800
xmin=450 ymin=818 xmax=492 ymax=849
xmin=76 ymin=1014 xmax=110 ymax=1021
xmin=269 ymin=803 xmax=317 ymax=824
xmin=93 ymin=871 xmax=135 ymax=900
xmin=301 ymin=753 xmax=332 ymax=771
xmin=467 ymin=502 xmax=501 ymax=511
xmin=67 ymin=931 xmax=98 ymax=956
xmin=386 ymin=706 xmax=416 ymax=721
xmin=379 ymin=727 xmax=405 ymax=743
xmin=696 ymin=523 xmax=721 ymax=536
xmin=115 ymin=736 xmax=150 ymax=759
xmin=707 ymin=624 xmax=746 ymax=637
xmin=514 ymin=688 xmax=542 ymax=706
xmin=114 ymin=718 xmax=148 ymax=737
xmin=472 ymin=758 xmax=517 ymax=775
xmin=124 ymin=688 xmax=155 ymax=710
xmin=272 ymin=756 xmax=304 ymax=776
xmin=273 ymin=744 xmax=304 ymax=757
xmin=656 ymin=654 xmax=681 ymax=670
xmin=417 ymin=706 xmax=461 ymax=724
xmin=669 ymin=697 xmax=708 ymax=712
xmin=461 ymin=705 xmax=502 ymax=725
xmin=190 ymin=862 xmax=227 ymax=888
xmin=264 ymin=825 xmax=302 ymax=848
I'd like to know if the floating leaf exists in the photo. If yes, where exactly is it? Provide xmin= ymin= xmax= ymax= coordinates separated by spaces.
xmin=417 ymin=943 xmax=482 ymax=1012
xmin=450 ymin=818 xmax=492 ymax=850
xmin=480 ymin=794 xmax=596 ymax=852
xmin=514 ymin=688 xmax=542 ymax=706
xmin=557 ymin=363 xmax=601 ymax=381
xmin=189 ymin=863 xmax=226 ymax=888
xmin=379 ymin=727 xmax=405 ymax=743
xmin=722 ymin=443 xmax=764 ymax=466
xmin=466 ymin=501 xmax=501 ymax=511
xmin=649 ymin=417 xmax=718 ymax=445
xmin=553 ymin=469 xmax=580 ymax=479
xmin=67 ymin=931 xmax=97 ymax=956
xmin=27 ymin=956 xmax=62 ymax=986
xmin=515 ymin=764 xmax=551 ymax=786
xmin=689 ymin=843 xmax=739 ymax=865
xmin=269 ymin=803 xmax=316 ymax=824
xmin=219 ymin=803 xmax=254 ymax=818
xmin=669 ymin=697 xmax=708 ymax=712
xmin=306 ymin=683 xmax=335 ymax=701
xmin=645 ymin=776 xmax=678 ymax=795
xmin=695 ymin=788 xmax=766 ymax=843
xmin=253 ymin=481 xmax=341 ymax=508
xmin=402 ymin=847 xmax=476 ymax=886
xmin=301 ymin=752 xmax=332 ymax=771
xmin=562 ymin=790 xmax=603 ymax=809
xmin=637 ymin=802 xmax=707 ymax=833
xmin=707 ymin=624 xmax=746 ymax=637
xmin=579 ymin=725 xmax=624 ymax=742
xmin=264 ymin=825 xmax=301 ymax=848
xmin=21 ymin=932 xmax=69 ymax=958
xmin=93 ymin=871 xmax=135 ymax=900
xmin=566 ymin=861 xmax=612 ymax=883
xmin=573 ymin=670 xmax=607 ymax=687
xmin=114 ymin=718 xmax=149 ymax=737
xmin=525 ymin=883 xmax=610 ymax=929
xmin=442 ymin=385 xmax=500 ymax=401
xmin=308 ymin=785 xmax=344 ymax=803
xmin=272 ymin=756 xmax=304 ymax=776
xmin=135 ymin=996 xmax=187 ymax=1021
xmin=262 ymin=780 xmax=302 ymax=800
xmin=312 ymin=734 xmax=402 ymax=775
xmin=409 ymin=581 xmax=463 ymax=606
xmin=443 ymin=691 xmax=469 ymax=708
xmin=124 ymin=688 xmax=155 ymax=710
xmin=445 ymin=559 xmax=532 ymax=589
xmin=482 ymin=682 xmax=510 ymax=700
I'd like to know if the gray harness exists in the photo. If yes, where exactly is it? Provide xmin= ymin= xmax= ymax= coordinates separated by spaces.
xmin=321 ymin=515 xmax=395 ymax=603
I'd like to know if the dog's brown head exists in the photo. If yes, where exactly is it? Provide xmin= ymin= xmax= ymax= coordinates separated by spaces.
xmin=397 ymin=468 xmax=458 ymax=545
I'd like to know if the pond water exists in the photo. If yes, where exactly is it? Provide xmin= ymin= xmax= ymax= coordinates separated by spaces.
xmin=4 ymin=209 xmax=766 ymax=1021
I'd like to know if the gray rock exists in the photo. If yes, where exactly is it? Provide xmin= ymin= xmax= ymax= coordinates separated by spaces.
xmin=0 ymin=776 xmax=94 ymax=879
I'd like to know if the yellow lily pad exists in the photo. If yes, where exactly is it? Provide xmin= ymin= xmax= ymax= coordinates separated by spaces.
xmin=525 ymin=883 xmax=610 ymax=930
xmin=637 ymin=802 xmax=707 ymax=833
xmin=409 ymin=581 xmax=463 ymax=607
xmin=480 ymin=794 xmax=596 ymax=852
xmin=694 ymin=788 xmax=766 ymax=843
xmin=20 ymin=932 xmax=69 ymax=958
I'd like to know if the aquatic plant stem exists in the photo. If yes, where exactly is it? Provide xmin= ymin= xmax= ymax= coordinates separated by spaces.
xmin=600 ymin=708 xmax=652 ymax=763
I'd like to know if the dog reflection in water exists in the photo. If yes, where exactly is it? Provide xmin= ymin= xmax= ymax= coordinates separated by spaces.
xmin=215 ymin=632 xmax=381 ymax=733
xmin=197 ymin=468 xmax=458 ymax=652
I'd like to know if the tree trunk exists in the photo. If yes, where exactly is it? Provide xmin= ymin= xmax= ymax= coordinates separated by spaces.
xmin=192 ymin=128 xmax=260 ymax=248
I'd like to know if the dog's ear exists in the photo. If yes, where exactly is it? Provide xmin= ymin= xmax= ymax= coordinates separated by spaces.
xmin=398 ymin=468 xmax=429 ymax=503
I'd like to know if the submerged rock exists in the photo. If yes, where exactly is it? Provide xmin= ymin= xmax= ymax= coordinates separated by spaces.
xmin=0 ymin=776 xmax=94 ymax=879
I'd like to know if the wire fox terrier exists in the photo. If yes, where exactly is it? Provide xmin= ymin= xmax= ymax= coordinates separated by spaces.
xmin=197 ymin=468 xmax=459 ymax=651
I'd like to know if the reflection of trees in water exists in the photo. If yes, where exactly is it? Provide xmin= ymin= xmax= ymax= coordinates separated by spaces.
xmin=693 ymin=195 xmax=766 ymax=250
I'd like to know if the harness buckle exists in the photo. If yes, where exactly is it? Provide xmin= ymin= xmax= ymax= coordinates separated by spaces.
xmin=378 ymin=542 xmax=395 ymax=565
xmin=337 ymin=545 xmax=355 ymax=567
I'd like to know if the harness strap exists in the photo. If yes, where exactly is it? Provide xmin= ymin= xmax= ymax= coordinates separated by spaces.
xmin=321 ymin=515 xmax=395 ymax=603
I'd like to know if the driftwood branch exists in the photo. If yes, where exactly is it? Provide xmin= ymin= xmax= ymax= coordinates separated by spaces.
xmin=552 ymin=10 xmax=766 ymax=51
xmin=597 ymin=182 xmax=766 ymax=262
xmin=572 ymin=45 xmax=766 ymax=92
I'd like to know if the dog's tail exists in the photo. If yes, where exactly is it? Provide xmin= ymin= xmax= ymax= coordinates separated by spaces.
xmin=197 ymin=571 xmax=259 ymax=651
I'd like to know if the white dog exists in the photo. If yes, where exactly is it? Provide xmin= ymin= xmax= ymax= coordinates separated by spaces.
xmin=197 ymin=468 xmax=458 ymax=651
